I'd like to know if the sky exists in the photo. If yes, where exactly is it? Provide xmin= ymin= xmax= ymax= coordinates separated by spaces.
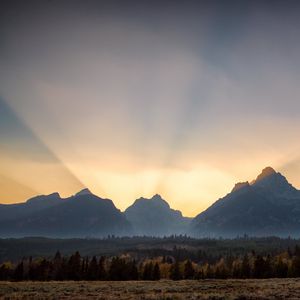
xmin=1 ymin=0 xmax=300 ymax=216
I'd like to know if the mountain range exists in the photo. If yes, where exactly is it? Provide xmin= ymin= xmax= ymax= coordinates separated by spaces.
xmin=0 ymin=189 xmax=132 ymax=238
xmin=1 ymin=166 xmax=300 ymax=238
xmin=189 ymin=167 xmax=300 ymax=238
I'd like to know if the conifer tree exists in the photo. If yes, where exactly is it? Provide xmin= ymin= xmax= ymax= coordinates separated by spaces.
xmin=170 ymin=261 xmax=181 ymax=280
xmin=184 ymin=260 xmax=195 ymax=279
xmin=68 ymin=251 xmax=82 ymax=280
xmin=13 ymin=261 xmax=24 ymax=281
xmin=98 ymin=256 xmax=106 ymax=280
xmin=142 ymin=262 xmax=153 ymax=280
xmin=87 ymin=256 xmax=98 ymax=280
xmin=241 ymin=254 xmax=251 ymax=278
xmin=153 ymin=263 xmax=160 ymax=280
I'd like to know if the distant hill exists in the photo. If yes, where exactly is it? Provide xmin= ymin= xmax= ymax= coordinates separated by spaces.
xmin=0 ymin=189 xmax=132 ymax=238
xmin=189 ymin=167 xmax=300 ymax=238
xmin=124 ymin=194 xmax=191 ymax=236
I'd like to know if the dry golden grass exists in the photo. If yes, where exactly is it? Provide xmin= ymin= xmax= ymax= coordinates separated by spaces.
xmin=0 ymin=279 xmax=300 ymax=299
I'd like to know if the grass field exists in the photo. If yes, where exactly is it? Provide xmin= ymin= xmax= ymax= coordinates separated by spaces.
xmin=1 ymin=279 xmax=300 ymax=299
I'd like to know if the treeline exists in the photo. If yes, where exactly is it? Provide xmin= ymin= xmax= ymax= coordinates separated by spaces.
xmin=2 ymin=246 xmax=300 ymax=281
xmin=0 ymin=252 xmax=161 ymax=281
xmin=1 ymin=236 xmax=299 ymax=263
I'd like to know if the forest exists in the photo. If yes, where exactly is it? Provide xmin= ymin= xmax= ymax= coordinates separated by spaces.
xmin=0 ymin=235 xmax=299 ymax=262
xmin=2 ymin=242 xmax=300 ymax=281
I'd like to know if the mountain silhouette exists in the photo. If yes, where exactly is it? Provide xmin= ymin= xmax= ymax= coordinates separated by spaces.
xmin=0 ymin=189 xmax=132 ymax=238
xmin=0 ymin=192 xmax=62 ymax=221
xmin=124 ymin=194 xmax=191 ymax=236
xmin=189 ymin=167 xmax=300 ymax=237
xmin=2 ymin=167 xmax=300 ymax=238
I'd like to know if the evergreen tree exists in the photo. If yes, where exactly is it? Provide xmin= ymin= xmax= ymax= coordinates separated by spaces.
xmin=241 ymin=254 xmax=251 ymax=278
xmin=108 ymin=257 xmax=119 ymax=280
xmin=87 ymin=256 xmax=98 ymax=280
xmin=295 ymin=245 xmax=300 ymax=257
xmin=170 ymin=261 xmax=181 ymax=280
xmin=264 ymin=255 xmax=272 ymax=278
xmin=54 ymin=251 xmax=62 ymax=262
xmin=232 ymin=260 xmax=241 ymax=278
xmin=68 ymin=251 xmax=82 ymax=280
xmin=98 ymin=256 xmax=106 ymax=280
xmin=275 ymin=257 xmax=288 ymax=278
xmin=36 ymin=259 xmax=52 ymax=281
xmin=13 ymin=261 xmax=24 ymax=281
xmin=291 ymin=256 xmax=300 ymax=277
xmin=153 ymin=263 xmax=160 ymax=280
xmin=142 ymin=262 xmax=153 ymax=280
xmin=53 ymin=251 xmax=62 ymax=280
xmin=128 ymin=260 xmax=139 ymax=280
xmin=0 ymin=263 xmax=12 ymax=281
xmin=183 ymin=260 xmax=195 ymax=279
xmin=109 ymin=257 xmax=130 ymax=280
xmin=253 ymin=255 xmax=266 ymax=278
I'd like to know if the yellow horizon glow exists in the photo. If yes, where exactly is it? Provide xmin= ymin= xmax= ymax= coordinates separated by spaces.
xmin=1 ymin=144 xmax=300 ymax=217
xmin=1 ymin=79 xmax=300 ymax=217
xmin=2 ymin=8 xmax=300 ymax=217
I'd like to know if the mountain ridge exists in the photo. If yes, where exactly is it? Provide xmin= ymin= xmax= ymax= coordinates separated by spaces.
xmin=0 ymin=190 xmax=132 ymax=238
xmin=1 ymin=166 xmax=300 ymax=238
xmin=189 ymin=166 xmax=300 ymax=237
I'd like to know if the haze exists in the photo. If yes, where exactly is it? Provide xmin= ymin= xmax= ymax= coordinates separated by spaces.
xmin=1 ymin=0 xmax=300 ymax=216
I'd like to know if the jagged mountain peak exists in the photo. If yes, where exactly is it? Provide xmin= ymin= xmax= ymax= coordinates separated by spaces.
xmin=133 ymin=194 xmax=169 ymax=207
xmin=254 ymin=166 xmax=277 ymax=183
xmin=190 ymin=166 xmax=300 ymax=238
xmin=150 ymin=194 xmax=170 ymax=208
xmin=151 ymin=194 xmax=163 ymax=201
xmin=0 ymin=190 xmax=132 ymax=238
xmin=26 ymin=192 xmax=61 ymax=203
xmin=231 ymin=181 xmax=250 ymax=193
xmin=124 ymin=194 xmax=190 ymax=236
xmin=48 ymin=192 xmax=61 ymax=197
xmin=230 ymin=167 xmax=282 ymax=194
xmin=251 ymin=166 xmax=296 ymax=194
xmin=75 ymin=188 xmax=93 ymax=197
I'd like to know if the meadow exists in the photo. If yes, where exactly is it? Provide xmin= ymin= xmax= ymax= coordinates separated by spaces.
xmin=1 ymin=278 xmax=300 ymax=300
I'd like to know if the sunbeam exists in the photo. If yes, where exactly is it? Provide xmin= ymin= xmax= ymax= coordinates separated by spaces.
xmin=1 ymin=0 xmax=300 ymax=215
xmin=0 ymin=97 xmax=85 ymax=201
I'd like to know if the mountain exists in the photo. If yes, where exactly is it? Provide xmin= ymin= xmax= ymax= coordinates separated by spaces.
xmin=4 ymin=167 xmax=299 ymax=238
xmin=124 ymin=194 xmax=191 ymax=236
xmin=189 ymin=167 xmax=300 ymax=238
xmin=0 ymin=189 xmax=132 ymax=238
xmin=0 ymin=192 xmax=62 ymax=221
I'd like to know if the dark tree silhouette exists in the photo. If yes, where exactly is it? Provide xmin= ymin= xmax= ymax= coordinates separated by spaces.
xmin=170 ymin=261 xmax=181 ymax=280
xmin=13 ymin=261 xmax=23 ymax=281
xmin=128 ymin=260 xmax=138 ymax=280
xmin=68 ymin=251 xmax=82 ymax=280
xmin=275 ymin=257 xmax=288 ymax=278
xmin=291 ymin=256 xmax=300 ymax=277
xmin=98 ymin=256 xmax=106 ymax=280
xmin=153 ymin=263 xmax=160 ymax=280
xmin=2 ymin=243 xmax=300 ymax=281
xmin=142 ymin=262 xmax=153 ymax=280
xmin=87 ymin=256 xmax=98 ymax=280
xmin=109 ymin=257 xmax=134 ymax=280
xmin=0 ymin=263 xmax=12 ymax=280
xmin=241 ymin=254 xmax=251 ymax=278
xmin=184 ymin=260 xmax=195 ymax=279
